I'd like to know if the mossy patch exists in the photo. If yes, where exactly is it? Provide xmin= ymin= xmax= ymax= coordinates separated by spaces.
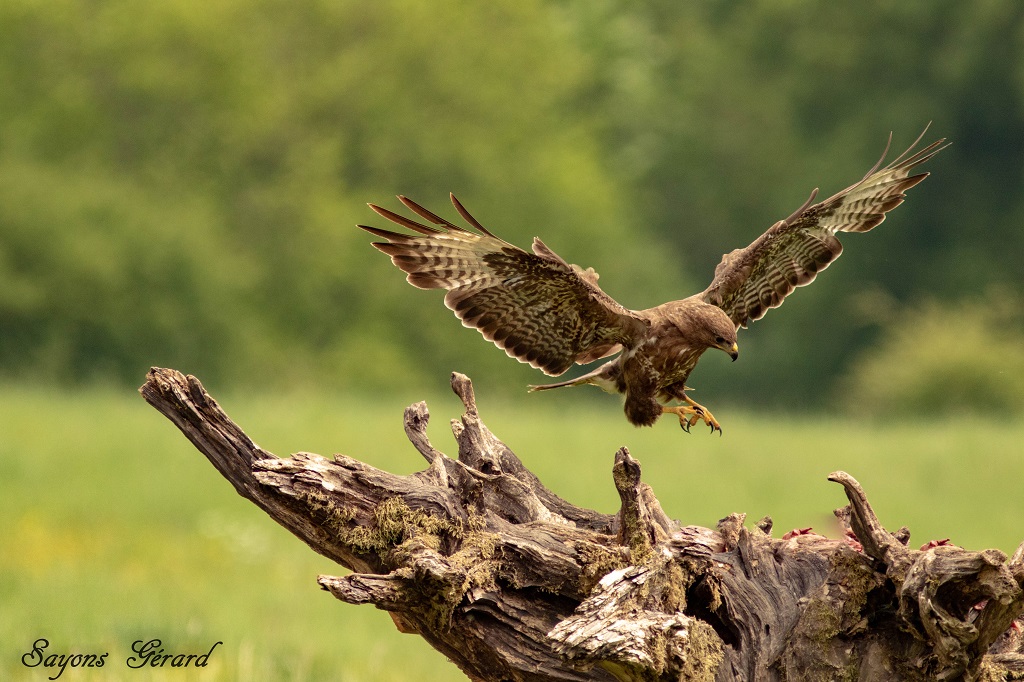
xmin=801 ymin=595 xmax=843 ymax=643
xmin=654 ymin=560 xmax=693 ymax=614
xmin=408 ymin=526 xmax=504 ymax=631
xmin=979 ymin=660 xmax=1024 ymax=681
xmin=678 ymin=618 xmax=724 ymax=682
xmin=826 ymin=548 xmax=880 ymax=634
xmin=783 ymin=547 xmax=880 ymax=680
xmin=300 ymin=491 xmax=463 ymax=558
xmin=575 ymin=540 xmax=629 ymax=594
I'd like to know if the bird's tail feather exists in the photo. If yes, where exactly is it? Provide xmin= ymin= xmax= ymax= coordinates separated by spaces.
xmin=527 ymin=376 xmax=586 ymax=392
xmin=528 ymin=364 xmax=616 ymax=393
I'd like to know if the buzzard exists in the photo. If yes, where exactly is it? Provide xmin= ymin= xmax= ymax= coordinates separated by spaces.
xmin=360 ymin=131 xmax=946 ymax=433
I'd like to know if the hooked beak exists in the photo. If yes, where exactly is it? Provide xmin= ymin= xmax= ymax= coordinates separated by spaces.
xmin=728 ymin=342 xmax=739 ymax=362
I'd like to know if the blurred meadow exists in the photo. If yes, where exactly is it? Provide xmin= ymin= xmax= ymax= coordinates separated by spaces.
xmin=2 ymin=0 xmax=1023 ymax=680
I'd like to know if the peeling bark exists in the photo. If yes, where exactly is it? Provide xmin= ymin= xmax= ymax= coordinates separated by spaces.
xmin=140 ymin=368 xmax=1024 ymax=681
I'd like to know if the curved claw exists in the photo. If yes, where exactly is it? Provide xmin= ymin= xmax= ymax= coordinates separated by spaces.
xmin=663 ymin=402 xmax=723 ymax=435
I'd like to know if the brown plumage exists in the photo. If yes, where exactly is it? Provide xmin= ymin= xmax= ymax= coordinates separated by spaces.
xmin=360 ymin=130 xmax=947 ymax=432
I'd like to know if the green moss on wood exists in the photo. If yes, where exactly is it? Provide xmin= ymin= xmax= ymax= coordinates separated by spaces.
xmin=679 ymin=619 xmax=724 ymax=682
xmin=299 ymin=491 xmax=462 ymax=558
xmin=576 ymin=540 xmax=629 ymax=594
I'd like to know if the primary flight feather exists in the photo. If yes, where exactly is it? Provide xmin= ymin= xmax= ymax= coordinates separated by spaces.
xmin=360 ymin=131 xmax=947 ymax=433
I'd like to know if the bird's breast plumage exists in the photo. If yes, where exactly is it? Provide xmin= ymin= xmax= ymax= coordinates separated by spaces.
xmin=629 ymin=319 xmax=704 ymax=389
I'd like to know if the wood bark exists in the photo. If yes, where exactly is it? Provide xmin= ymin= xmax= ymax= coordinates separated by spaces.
xmin=140 ymin=367 xmax=1024 ymax=681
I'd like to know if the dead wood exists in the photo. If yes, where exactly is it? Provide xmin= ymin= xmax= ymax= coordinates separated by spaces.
xmin=140 ymin=368 xmax=1024 ymax=681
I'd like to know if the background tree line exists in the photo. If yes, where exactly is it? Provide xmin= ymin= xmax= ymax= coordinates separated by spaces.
xmin=1 ymin=0 xmax=1022 ymax=414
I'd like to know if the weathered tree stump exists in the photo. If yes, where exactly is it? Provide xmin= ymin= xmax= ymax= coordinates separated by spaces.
xmin=140 ymin=367 xmax=1024 ymax=681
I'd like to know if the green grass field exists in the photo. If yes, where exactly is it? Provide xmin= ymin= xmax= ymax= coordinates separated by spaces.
xmin=2 ymin=383 xmax=1022 ymax=681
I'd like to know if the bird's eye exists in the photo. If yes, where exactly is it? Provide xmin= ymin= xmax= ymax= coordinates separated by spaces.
xmin=715 ymin=336 xmax=725 ymax=344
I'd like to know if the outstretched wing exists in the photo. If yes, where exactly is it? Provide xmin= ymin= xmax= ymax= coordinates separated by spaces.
xmin=360 ymin=194 xmax=649 ymax=376
xmin=700 ymin=129 xmax=948 ymax=328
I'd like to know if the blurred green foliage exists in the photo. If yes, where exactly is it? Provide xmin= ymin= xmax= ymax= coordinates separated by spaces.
xmin=838 ymin=288 xmax=1024 ymax=418
xmin=1 ymin=0 xmax=1021 ymax=409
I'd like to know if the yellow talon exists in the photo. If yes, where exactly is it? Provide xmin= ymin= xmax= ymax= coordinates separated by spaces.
xmin=662 ymin=396 xmax=722 ymax=434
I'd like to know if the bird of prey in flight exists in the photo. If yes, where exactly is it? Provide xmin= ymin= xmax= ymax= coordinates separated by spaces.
xmin=360 ymin=130 xmax=946 ymax=433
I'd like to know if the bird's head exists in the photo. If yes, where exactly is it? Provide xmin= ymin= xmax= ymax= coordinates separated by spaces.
xmin=704 ymin=307 xmax=739 ymax=361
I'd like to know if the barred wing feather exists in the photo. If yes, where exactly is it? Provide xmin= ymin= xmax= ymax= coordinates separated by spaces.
xmin=360 ymin=195 xmax=648 ymax=376
xmin=701 ymin=131 xmax=948 ymax=328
